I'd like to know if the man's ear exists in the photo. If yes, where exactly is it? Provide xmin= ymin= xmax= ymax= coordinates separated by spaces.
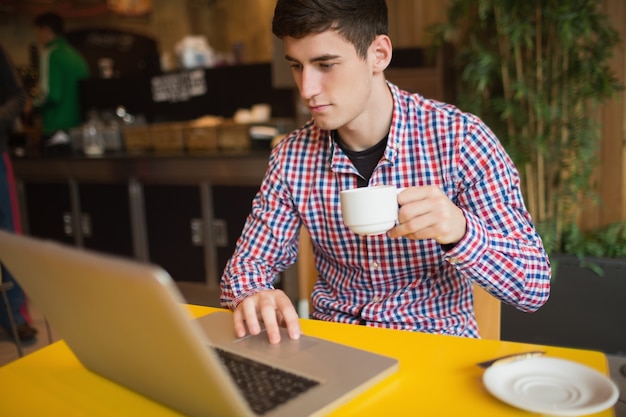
xmin=371 ymin=34 xmax=393 ymax=73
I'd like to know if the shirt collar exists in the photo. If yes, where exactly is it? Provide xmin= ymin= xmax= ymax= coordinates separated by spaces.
xmin=327 ymin=130 xmax=357 ymax=174
xmin=322 ymin=81 xmax=407 ymax=173
xmin=45 ymin=36 xmax=66 ymax=49
xmin=384 ymin=81 xmax=406 ymax=164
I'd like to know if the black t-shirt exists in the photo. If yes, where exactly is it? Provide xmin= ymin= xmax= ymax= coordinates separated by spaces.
xmin=334 ymin=130 xmax=457 ymax=250
xmin=333 ymin=130 xmax=388 ymax=187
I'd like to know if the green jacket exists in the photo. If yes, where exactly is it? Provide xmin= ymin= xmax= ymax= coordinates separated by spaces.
xmin=35 ymin=37 xmax=89 ymax=135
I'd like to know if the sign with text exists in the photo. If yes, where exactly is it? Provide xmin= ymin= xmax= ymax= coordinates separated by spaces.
xmin=150 ymin=70 xmax=207 ymax=103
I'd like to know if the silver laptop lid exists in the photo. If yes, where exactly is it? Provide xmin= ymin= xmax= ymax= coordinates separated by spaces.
xmin=0 ymin=230 xmax=251 ymax=417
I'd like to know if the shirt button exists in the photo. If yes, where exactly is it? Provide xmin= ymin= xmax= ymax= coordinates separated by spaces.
xmin=448 ymin=257 xmax=461 ymax=265
xmin=372 ymin=296 xmax=381 ymax=303
xmin=370 ymin=261 xmax=379 ymax=270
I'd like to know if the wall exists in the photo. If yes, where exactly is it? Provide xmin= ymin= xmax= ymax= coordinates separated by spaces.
xmin=186 ymin=0 xmax=276 ymax=64
xmin=387 ymin=0 xmax=450 ymax=47
xmin=0 ymin=0 xmax=447 ymax=67
xmin=0 ymin=0 xmax=192 ymax=67
xmin=590 ymin=0 xmax=626 ymax=229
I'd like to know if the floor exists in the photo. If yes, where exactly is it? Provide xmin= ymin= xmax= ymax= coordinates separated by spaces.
xmin=608 ymin=355 xmax=626 ymax=417
xmin=1 ymin=297 xmax=625 ymax=416
xmin=0 ymin=298 xmax=61 ymax=363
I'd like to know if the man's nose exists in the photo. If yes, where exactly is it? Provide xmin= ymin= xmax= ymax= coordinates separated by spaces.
xmin=298 ymin=67 xmax=321 ymax=100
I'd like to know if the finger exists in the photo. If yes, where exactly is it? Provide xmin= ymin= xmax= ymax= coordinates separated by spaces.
xmin=396 ymin=185 xmax=432 ymax=205
xmin=257 ymin=301 xmax=282 ymax=344
xmin=398 ymin=201 xmax=429 ymax=225
xmin=276 ymin=297 xmax=301 ymax=340
xmin=389 ymin=209 xmax=436 ymax=239
xmin=241 ymin=297 xmax=262 ymax=335
xmin=232 ymin=307 xmax=248 ymax=338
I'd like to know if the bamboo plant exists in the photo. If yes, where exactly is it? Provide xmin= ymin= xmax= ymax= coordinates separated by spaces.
xmin=432 ymin=0 xmax=623 ymax=256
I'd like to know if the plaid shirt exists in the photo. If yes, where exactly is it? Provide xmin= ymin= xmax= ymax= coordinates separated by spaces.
xmin=221 ymin=83 xmax=550 ymax=338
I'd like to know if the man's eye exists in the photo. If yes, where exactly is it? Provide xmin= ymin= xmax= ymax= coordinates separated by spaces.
xmin=289 ymin=64 xmax=303 ymax=71
xmin=319 ymin=63 xmax=335 ymax=70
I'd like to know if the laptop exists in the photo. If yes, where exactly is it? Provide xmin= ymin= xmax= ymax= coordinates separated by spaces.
xmin=0 ymin=231 xmax=398 ymax=417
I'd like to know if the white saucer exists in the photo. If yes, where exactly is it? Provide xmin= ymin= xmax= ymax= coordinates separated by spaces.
xmin=483 ymin=356 xmax=619 ymax=416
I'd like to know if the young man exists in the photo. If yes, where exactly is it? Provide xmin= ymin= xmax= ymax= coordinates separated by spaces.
xmin=32 ymin=12 xmax=89 ymax=152
xmin=221 ymin=0 xmax=551 ymax=344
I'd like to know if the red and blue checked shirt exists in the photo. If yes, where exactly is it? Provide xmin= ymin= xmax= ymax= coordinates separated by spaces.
xmin=221 ymin=82 xmax=551 ymax=338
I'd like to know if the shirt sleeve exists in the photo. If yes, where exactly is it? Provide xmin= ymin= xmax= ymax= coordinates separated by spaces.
xmin=219 ymin=147 xmax=302 ymax=309
xmin=442 ymin=117 xmax=551 ymax=312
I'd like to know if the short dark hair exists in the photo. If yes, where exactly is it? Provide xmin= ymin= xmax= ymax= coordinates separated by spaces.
xmin=272 ymin=0 xmax=388 ymax=60
xmin=34 ymin=12 xmax=64 ymax=35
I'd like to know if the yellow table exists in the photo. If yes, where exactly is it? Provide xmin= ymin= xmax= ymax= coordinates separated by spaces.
xmin=0 ymin=306 xmax=614 ymax=416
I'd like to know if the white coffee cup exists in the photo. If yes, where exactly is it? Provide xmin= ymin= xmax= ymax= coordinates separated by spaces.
xmin=340 ymin=185 xmax=402 ymax=235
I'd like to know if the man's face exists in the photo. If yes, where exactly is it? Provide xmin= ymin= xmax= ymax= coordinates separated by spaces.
xmin=283 ymin=30 xmax=375 ymax=132
xmin=34 ymin=26 xmax=53 ymax=46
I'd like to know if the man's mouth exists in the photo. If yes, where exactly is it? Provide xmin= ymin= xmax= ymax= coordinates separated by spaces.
xmin=309 ymin=104 xmax=330 ymax=113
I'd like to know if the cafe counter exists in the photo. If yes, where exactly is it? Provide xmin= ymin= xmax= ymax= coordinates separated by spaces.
xmin=11 ymin=151 xmax=273 ymax=291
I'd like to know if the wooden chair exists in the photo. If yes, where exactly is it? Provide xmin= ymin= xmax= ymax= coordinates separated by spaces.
xmin=297 ymin=229 xmax=501 ymax=340
xmin=472 ymin=282 xmax=501 ymax=340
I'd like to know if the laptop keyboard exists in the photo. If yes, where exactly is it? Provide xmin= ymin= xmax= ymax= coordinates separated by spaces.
xmin=214 ymin=347 xmax=320 ymax=415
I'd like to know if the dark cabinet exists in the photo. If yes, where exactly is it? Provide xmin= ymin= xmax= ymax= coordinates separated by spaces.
xmin=22 ymin=182 xmax=74 ymax=245
xmin=212 ymin=185 xmax=258 ymax=278
xmin=143 ymin=184 xmax=207 ymax=283
xmin=78 ymin=183 xmax=134 ymax=258
xmin=20 ymin=180 xmax=260 ymax=286
xmin=142 ymin=184 xmax=258 ymax=284
xmin=14 ymin=155 xmax=277 ymax=291
xmin=22 ymin=181 xmax=134 ymax=258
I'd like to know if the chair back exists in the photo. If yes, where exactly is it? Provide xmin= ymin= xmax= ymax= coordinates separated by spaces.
xmin=297 ymin=229 xmax=501 ymax=340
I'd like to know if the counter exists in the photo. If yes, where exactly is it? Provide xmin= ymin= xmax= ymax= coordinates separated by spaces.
xmin=11 ymin=150 xmax=271 ymax=185
xmin=10 ymin=151 xmax=278 ymax=292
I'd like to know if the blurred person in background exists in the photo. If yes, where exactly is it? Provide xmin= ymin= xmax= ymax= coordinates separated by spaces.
xmin=0 ymin=44 xmax=37 ymax=342
xmin=31 ymin=12 xmax=89 ymax=154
